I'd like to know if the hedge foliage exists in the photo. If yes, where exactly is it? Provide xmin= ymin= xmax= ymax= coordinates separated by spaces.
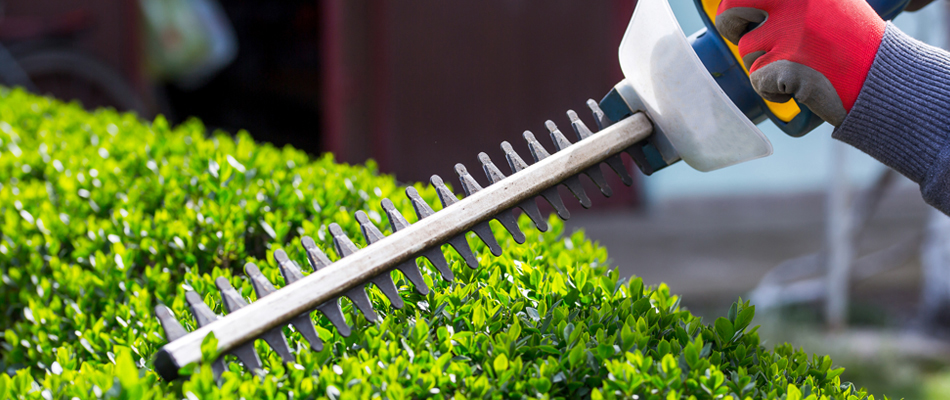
xmin=0 ymin=88 xmax=887 ymax=399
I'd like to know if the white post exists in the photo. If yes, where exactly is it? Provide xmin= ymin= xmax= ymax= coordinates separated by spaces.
xmin=826 ymin=141 xmax=853 ymax=331
xmin=919 ymin=209 xmax=950 ymax=326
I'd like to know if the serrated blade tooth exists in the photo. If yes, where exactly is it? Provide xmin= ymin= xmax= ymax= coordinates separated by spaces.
xmin=184 ymin=291 xmax=227 ymax=377
xmin=501 ymin=140 xmax=531 ymax=172
xmin=567 ymin=109 xmax=633 ymax=190
xmin=420 ymin=242 xmax=455 ymax=280
xmin=517 ymin=198 xmax=549 ymax=231
xmin=328 ymin=223 xmax=379 ymax=322
xmin=380 ymin=199 xmax=431 ymax=294
xmin=212 ymin=278 xmax=266 ymax=370
xmin=478 ymin=152 xmax=507 ymax=184
xmin=453 ymin=164 xmax=483 ymax=196
xmin=583 ymin=165 xmax=613 ymax=197
xmin=495 ymin=144 xmax=550 ymax=230
xmin=573 ymin=108 xmax=633 ymax=186
xmin=406 ymin=186 xmax=436 ymax=219
xmin=456 ymin=163 xmax=523 ymax=245
xmin=434 ymin=172 xmax=503 ymax=256
xmin=274 ymin=250 xmax=305 ymax=283
xmin=547 ymin=120 xmax=611 ymax=198
xmin=502 ymin=140 xmax=568 ymax=221
xmin=625 ymin=145 xmax=655 ymax=176
xmin=244 ymin=263 xmax=278 ymax=297
xmin=567 ymin=110 xmax=595 ymax=140
xmin=185 ymin=291 xmax=219 ymax=326
xmin=355 ymin=211 xmax=385 ymax=244
xmin=317 ymin=301 xmax=351 ymax=337
xmin=273 ymin=250 xmax=324 ymax=352
xmin=356 ymin=211 xmax=405 ymax=309
xmin=215 ymin=277 xmax=250 ymax=312
xmin=541 ymin=186 xmax=571 ymax=219
xmin=155 ymin=305 xmax=188 ymax=342
xmin=523 ymin=129 xmax=553 ymax=161
xmin=328 ymin=223 xmax=360 ymax=256
xmin=604 ymin=155 xmax=634 ymax=186
xmin=239 ymin=266 xmax=296 ymax=363
xmin=477 ymin=153 xmax=527 ymax=243
xmin=525 ymin=130 xmax=590 ymax=209
xmin=394 ymin=260 xmax=430 ymax=295
xmin=444 ymin=236 xmax=477 ymax=270
xmin=490 ymin=208 xmax=525 ymax=244
xmin=300 ymin=235 xmax=352 ymax=336
xmin=430 ymin=175 xmax=460 ymax=207
xmin=301 ymin=236 xmax=332 ymax=270
xmin=381 ymin=198 xmax=411 ymax=232
xmin=545 ymin=120 xmax=575 ymax=151
xmin=586 ymin=99 xmax=611 ymax=130
xmin=407 ymin=187 xmax=471 ymax=273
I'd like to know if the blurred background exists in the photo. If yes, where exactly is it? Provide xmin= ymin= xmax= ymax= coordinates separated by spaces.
xmin=2 ymin=0 xmax=949 ymax=397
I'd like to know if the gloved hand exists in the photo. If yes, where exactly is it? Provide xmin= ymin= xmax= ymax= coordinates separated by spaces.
xmin=715 ymin=0 xmax=886 ymax=126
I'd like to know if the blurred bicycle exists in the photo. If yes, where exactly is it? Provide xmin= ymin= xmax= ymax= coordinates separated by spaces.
xmin=0 ymin=3 xmax=147 ymax=114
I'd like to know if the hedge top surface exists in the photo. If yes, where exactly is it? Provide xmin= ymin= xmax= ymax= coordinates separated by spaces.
xmin=0 ymin=88 xmax=884 ymax=400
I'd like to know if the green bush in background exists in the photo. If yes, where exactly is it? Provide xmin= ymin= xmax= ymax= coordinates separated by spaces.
xmin=0 ymin=88 xmax=885 ymax=399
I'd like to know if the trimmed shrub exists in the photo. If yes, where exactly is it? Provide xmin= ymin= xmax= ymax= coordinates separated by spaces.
xmin=0 ymin=88 xmax=884 ymax=399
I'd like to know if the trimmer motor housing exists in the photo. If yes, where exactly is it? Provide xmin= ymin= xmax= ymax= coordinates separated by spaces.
xmin=600 ymin=0 xmax=912 ymax=175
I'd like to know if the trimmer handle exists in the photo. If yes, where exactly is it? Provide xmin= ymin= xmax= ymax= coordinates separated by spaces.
xmin=693 ymin=0 xmax=912 ymax=137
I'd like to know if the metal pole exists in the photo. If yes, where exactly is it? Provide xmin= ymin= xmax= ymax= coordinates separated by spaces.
xmin=825 ymin=141 xmax=853 ymax=331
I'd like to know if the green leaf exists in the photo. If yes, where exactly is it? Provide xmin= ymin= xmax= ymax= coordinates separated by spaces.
xmin=820 ymin=354 xmax=833 ymax=373
xmin=657 ymin=339 xmax=671 ymax=357
xmin=568 ymin=342 xmax=586 ymax=368
xmin=508 ymin=317 xmax=522 ymax=342
xmin=200 ymin=331 xmax=220 ymax=363
xmin=533 ymin=377 xmax=552 ymax=393
xmin=827 ymin=367 xmax=846 ymax=380
xmin=632 ymin=297 xmax=651 ymax=316
xmin=787 ymin=384 xmax=802 ymax=400
xmin=494 ymin=354 xmax=509 ymax=372
xmin=526 ymin=307 xmax=541 ymax=321
xmin=714 ymin=317 xmax=734 ymax=344
xmin=629 ymin=277 xmax=644 ymax=298
xmin=563 ymin=322 xmax=575 ymax=343
xmin=596 ymin=343 xmax=614 ymax=360
xmin=115 ymin=346 xmax=139 ymax=388
xmin=473 ymin=305 xmax=487 ymax=329
xmin=0 ymin=373 xmax=9 ymax=400
xmin=684 ymin=341 xmax=700 ymax=368
xmin=621 ymin=324 xmax=636 ymax=349
xmin=734 ymin=305 xmax=755 ymax=332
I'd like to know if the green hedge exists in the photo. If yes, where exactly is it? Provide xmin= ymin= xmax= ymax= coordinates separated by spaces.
xmin=0 ymin=88 xmax=884 ymax=399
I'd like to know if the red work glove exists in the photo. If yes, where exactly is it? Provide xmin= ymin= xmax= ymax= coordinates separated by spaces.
xmin=715 ymin=0 xmax=886 ymax=126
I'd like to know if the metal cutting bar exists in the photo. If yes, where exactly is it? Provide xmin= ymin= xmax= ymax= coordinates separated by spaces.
xmin=154 ymin=112 xmax=653 ymax=378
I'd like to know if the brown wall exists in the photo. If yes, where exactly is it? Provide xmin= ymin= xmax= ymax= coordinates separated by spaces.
xmin=323 ymin=0 xmax=641 ymax=208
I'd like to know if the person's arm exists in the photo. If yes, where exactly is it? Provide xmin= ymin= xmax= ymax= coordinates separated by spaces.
xmin=716 ymin=0 xmax=950 ymax=214
xmin=833 ymin=24 xmax=950 ymax=212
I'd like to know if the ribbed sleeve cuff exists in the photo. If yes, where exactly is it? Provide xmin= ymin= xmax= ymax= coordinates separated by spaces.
xmin=833 ymin=23 xmax=950 ymax=188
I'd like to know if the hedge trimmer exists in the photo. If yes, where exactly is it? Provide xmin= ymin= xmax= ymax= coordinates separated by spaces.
xmin=153 ymin=0 xmax=912 ymax=380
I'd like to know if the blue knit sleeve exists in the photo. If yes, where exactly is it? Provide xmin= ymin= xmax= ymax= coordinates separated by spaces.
xmin=833 ymin=23 xmax=950 ymax=214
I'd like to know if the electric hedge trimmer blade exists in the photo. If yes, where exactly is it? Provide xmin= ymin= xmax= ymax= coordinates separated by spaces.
xmin=153 ymin=103 xmax=654 ymax=380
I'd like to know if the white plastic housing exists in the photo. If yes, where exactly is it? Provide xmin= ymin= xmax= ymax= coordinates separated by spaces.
xmin=617 ymin=0 xmax=772 ymax=172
